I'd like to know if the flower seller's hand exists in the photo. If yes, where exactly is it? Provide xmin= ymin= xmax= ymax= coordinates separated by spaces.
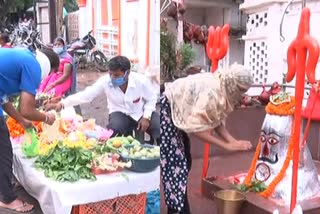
xmin=44 ymin=103 xmax=63 ymax=112
xmin=20 ymin=119 xmax=34 ymax=130
xmin=137 ymin=117 xmax=150 ymax=132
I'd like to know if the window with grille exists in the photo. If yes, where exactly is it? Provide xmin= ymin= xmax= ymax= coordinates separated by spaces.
xmin=247 ymin=12 xmax=268 ymax=34
xmin=248 ymin=40 xmax=268 ymax=84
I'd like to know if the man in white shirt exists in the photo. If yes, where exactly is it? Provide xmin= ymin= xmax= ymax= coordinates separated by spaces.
xmin=45 ymin=56 xmax=160 ymax=144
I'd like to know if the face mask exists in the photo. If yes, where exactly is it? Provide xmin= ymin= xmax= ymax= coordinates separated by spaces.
xmin=111 ymin=71 xmax=128 ymax=87
xmin=53 ymin=47 xmax=64 ymax=55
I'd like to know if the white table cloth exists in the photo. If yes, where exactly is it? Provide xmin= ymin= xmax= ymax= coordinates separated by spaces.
xmin=12 ymin=144 xmax=160 ymax=214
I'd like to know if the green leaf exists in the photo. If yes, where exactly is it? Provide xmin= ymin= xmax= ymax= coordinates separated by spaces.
xmin=34 ymin=145 xmax=95 ymax=182
xmin=120 ymin=173 xmax=129 ymax=182
xmin=252 ymin=186 xmax=261 ymax=192
xmin=160 ymin=32 xmax=177 ymax=77
xmin=235 ymin=184 xmax=249 ymax=192
xmin=178 ymin=44 xmax=196 ymax=70
xmin=64 ymin=0 xmax=79 ymax=12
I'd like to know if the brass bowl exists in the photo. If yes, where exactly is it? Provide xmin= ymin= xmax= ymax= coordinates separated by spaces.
xmin=214 ymin=190 xmax=246 ymax=214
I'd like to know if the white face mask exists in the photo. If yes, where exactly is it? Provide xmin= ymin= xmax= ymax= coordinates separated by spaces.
xmin=53 ymin=47 xmax=64 ymax=55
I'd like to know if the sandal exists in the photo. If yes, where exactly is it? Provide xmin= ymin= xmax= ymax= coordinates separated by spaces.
xmin=0 ymin=201 xmax=35 ymax=214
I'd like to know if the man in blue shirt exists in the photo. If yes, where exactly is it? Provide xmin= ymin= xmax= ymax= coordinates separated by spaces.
xmin=0 ymin=48 xmax=59 ymax=213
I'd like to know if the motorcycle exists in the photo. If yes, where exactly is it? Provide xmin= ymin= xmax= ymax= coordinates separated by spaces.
xmin=8 ymin=27 xmax=50 ymax=52
xmin=67 ymin=30 xmax=108 ymax=72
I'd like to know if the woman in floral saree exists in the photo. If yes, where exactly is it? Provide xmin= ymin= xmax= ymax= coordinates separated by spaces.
xmin=161 ymin=63 xmax=253 ymax=213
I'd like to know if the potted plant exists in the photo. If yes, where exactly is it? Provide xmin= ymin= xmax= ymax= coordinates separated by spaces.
xmin=160 ymin=31 xmax=176 ymax=82
xmin=176 ymin=43 xmax=196 ymax=76
xmin=160 ymin=29 xmax=195 ymax=85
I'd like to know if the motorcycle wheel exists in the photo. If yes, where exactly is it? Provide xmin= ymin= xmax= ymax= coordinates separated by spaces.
xmin=91 ymin=50 xmax=108 ymax=72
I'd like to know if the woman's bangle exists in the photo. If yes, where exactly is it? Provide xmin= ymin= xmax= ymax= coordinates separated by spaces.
xmin=44 ymin=114 xmax=48 ymax=123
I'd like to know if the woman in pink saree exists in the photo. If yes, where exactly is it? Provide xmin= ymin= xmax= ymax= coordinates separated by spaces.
xmin=38 ymin=37 xmax=73 ymax=97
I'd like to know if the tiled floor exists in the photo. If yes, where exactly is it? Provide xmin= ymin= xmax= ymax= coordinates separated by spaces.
xmin=160 ymin=151 xmax=254 ymax=214
xmin=160 ymin=151 xmax=320 ymax=214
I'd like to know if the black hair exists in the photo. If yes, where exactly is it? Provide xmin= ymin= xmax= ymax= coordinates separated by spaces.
xmin=39 ymin=48 xmax=60 ymax=70
xmin=55 ymin=37 xmax=65 ymax=46
xmin=107 ymin=55 xmax=131 ymax=72
xmin=0 ymin=33 xmax=10 ymax=43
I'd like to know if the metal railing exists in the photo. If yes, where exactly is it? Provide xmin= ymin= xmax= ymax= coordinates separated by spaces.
xmin=249 ymin=83 xmax=312 ymax=101
xmin=251 ymin=83 xmax=311 ymax=90
xmin=95 ymin=26 xmax=119 ymax=58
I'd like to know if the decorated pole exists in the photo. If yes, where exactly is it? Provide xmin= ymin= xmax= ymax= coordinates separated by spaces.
xmin=285 ymin=8 xmax=319 ymax=212
xmin=206 ymin=25 xmax=230 ymax=72
xmin=202 ymin=24 xmax=230 ymax=183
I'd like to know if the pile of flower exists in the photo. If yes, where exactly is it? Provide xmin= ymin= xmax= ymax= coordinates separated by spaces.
xmin=8 ymin=112 xmax=137 ymax=182
xmin=6 ymin=117 xmax=43 ymax=139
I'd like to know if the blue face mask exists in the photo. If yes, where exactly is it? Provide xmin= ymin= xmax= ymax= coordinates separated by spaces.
xmin=111 ymin=71 xmax=128 ymax=87
xmin=53 ymin=47 xmax=64 ymax=55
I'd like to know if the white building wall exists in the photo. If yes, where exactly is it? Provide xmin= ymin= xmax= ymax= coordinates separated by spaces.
xmin=120 ymin=0 xmax=140 ymax=61
xmin=78 ymin=2 xmax=93 ymax=38
xmin=151 ymin=0 xmax=161 ymax=66
xmin=240 ymin=0 xmax=320 ymax=104
xmin=76 ymin=0 xmax=159 ymax=68
xmin=36 ymin=2 xmax=50 ymax=44
xmin=181 ymin=0 xmax=246 ymax=71
xmin=121 ymin=0 xmax=159 ymax=68
xmin=87 ymin=0 xmax=94 ymax=35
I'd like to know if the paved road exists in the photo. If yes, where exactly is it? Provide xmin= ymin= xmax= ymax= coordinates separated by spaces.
xmin=75 ymin=69 xmax=109 ymax=127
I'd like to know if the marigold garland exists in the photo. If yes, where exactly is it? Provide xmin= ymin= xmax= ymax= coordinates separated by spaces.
xmin=244 ymin=142 xmax=261 ymax=186
xmin=243 ymin=96 xmax=296 ymax=197
xmin=265 ymin=96 xmax=295 ymax=116
xmin=6 ymin=117 xmax=25 ymax=138
xmin=6 ymin=117 xmax=43 ymax=138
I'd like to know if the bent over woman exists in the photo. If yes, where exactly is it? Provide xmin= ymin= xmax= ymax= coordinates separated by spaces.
xmin=161 ymin=63 xmax=254 ymax=213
